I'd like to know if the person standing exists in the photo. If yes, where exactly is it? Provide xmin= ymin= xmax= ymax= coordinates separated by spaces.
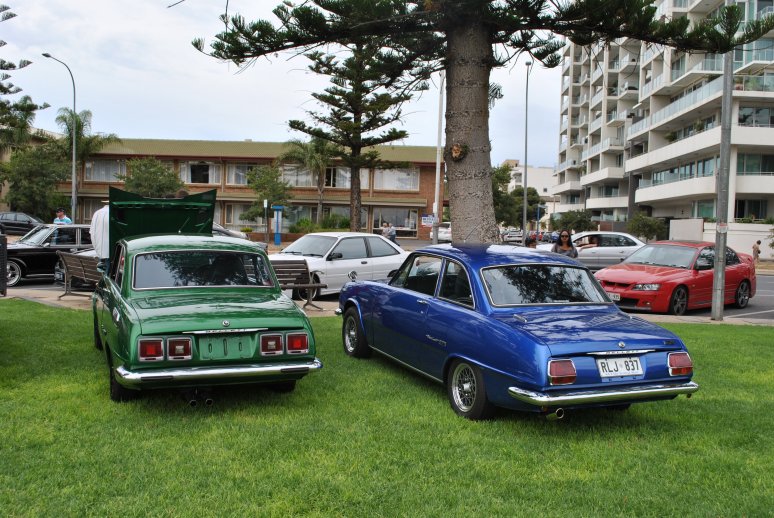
xmin=752 ymin=240 xmax=761 ymax=266
xmin=91 ymin=202 xmax=110 ymax=271
xmin=53 ymin=208 xmax=72 ymax=224
xmin=551 ymin=230 xmax=578 ymax=258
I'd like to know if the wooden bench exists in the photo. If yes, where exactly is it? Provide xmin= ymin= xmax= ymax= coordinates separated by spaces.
xmin=57 ymin=251 xmax=102 ymax=299
xmin=269 ymin=259 xmax=327 ymax=310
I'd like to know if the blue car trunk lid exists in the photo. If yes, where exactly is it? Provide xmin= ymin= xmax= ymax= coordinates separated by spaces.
xmin=497 ymin=308 xmax=683 ymax=356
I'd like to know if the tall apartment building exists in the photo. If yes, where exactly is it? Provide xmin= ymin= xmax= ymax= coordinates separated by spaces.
xmin=556 ymin=0 xmax=774 ymax=226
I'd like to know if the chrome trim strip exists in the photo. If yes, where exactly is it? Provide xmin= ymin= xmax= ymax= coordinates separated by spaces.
xmin=587 ymin=349 xmax=656 ymax=356
xmin=508 ymin=381 xmax=699 ymax=406
xmin=183 ymin=328 xmax=267 ymax=335
xmin=115 ymin=358 xmax=323 ymax=387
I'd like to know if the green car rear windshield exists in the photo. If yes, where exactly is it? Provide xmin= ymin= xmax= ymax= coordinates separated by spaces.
xmin=133 ymin=251 xmax=274 ymax=289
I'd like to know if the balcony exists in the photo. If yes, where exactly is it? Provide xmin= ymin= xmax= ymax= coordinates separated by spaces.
xmin=580 ymin=166 xmax=625 ymax=186
xmin=617 ymin=82 xmax=639 ymax=100
xmin=635 ymin=176 xmax=715 ymax=204
xmin=670 ymin=56 xmax=723 ymax=86
xmin=553 ymin=180 xmax=582 ymax=194
xmin=582 ymin=138 xmax=624 ymax=160
xmin=589 ymin=116 xmax=603 ymax=133
xmin=556 ymin=202 xmax=585 ymax=212
xmin=557 ymin=159 xmax=579 ymax=172
xmin=585 ymin=196 xmax=628 ymax=210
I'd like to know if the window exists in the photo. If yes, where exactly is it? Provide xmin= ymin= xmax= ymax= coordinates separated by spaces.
xmin=85 ymin=160 xmax=126 ymax=182
xmin=227 ymin=163 xmax=258 ymax=185
xmin=330 ymin=238 xmax=367 ymax=260
xmin=81 ymin=228 xmax=92 ymax=246
xmin=133 ymin=251 xmax=273 ymax=288
xmin=391 ymin=254 xmax=442 ymax=296
xmin=111 ymin=246 xmax=125 ymax=287
xmin=366 ymin=236 xmax=399 ymax=257
xmin=374 ymin=168 xmax=419 ymax=191
xmin=324 ymin=167 xmax=370 ymax=189
xmin=282 ymin=165 xmax=314 ymax=187
xmin=439 ymin=260 xmax=473 ymax=307
xmin=50 ymin=227 xmax=77 ymax=245
xmin=694 ymin=200 xmax=715 ymax=219
xmin=737 ymin=153 xmax=774 ymax=175
xmin=181 ymin=162 xmax=221 ymax=184
xmin=225 ymin=203 xmax=257 ymax=226
xmin=372 ymin=207 xmax=419 ymax=237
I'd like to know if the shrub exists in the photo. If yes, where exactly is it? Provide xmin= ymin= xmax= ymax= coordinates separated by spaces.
xmin=289 ymin=218 xmax=317 ymax=233
xmin=241 ymin=227 xmax=254 ymax=233
xmin=627 ymin=212 xmax=667 ymax=241
xmin=322 ymin=214 xmax=349 ymax=229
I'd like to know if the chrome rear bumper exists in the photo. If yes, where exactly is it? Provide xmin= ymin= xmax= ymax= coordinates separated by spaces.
xmin=508 ymin=381 xmax=699 ymax=407
xmin=115 ymin=358 xmax=323 ymax=388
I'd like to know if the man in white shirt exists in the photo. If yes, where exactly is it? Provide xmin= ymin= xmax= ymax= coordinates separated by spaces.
xmin=90 ymin=202 xmax=110 ymax=271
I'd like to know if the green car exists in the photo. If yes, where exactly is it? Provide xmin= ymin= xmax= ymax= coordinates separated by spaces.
xmin=93 ymin=188 xmax=322 ymax=403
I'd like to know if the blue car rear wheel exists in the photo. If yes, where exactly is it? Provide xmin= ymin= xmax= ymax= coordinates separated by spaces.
xmin=447 ymin=360 xmax=494 ymax=420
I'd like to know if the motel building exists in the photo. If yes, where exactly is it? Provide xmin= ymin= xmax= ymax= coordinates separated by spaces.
xmin=57 ymin=138 xmax=447 ymax=241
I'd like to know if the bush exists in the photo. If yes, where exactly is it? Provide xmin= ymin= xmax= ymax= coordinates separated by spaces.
xmin=627 ymin=213 xmax=667 ymax=241
xmin=289 ymin=218 xmax=318 ymax=233
xmin=322 ymin=214 xmax=349 ymax=229
xmin=240 ymin=227 xmax=254 ymax=233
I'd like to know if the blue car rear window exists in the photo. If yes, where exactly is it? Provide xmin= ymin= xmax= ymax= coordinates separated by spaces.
xmin=482 ymin=264 xmax=608 ymax=306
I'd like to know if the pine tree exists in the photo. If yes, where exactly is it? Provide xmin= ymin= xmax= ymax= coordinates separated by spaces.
xmin=194 ymin=1 xmax=774 ymax=243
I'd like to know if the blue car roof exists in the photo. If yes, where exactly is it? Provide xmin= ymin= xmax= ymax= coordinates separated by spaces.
xmin=415 ymin=243 xmax=583 ymax=269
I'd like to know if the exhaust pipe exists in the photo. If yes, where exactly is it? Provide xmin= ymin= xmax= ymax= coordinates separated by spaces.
xmin=545 ymin=408 xmax=565 ymax=421
xmin=189 ymin=398 xmax=198 ymax=408
xmin=204 ymin=398 xmax=214 ymax=406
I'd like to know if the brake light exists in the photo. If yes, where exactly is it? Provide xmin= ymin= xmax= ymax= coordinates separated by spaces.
xmin=261 ymin=334 xmax=283 ymax=356
xmin=286 ymin=333 xmax=309 ymax=354
xmin=167 ymin=337 xmax=192 ymax=360
xmin=548 ymin=359 xmax=577 ymax=385
xmin=668 ymin=352 xmax=693 ymax=376
xmin=139 ymin=338 xmax=164 ymax=361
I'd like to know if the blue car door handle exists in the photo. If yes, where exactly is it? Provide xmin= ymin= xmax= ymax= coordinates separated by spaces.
xmin=417 ymin=299 xmax=428 ymax=305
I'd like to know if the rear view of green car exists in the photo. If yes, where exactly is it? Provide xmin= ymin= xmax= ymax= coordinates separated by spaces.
xmin=92 ymin=188 xmax=322 ymax=403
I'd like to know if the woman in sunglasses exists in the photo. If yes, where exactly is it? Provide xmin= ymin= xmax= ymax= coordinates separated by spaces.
xmin=551 ymin=230 xmax=578 ymax=258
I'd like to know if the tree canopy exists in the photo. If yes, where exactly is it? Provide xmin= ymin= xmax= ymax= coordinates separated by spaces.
xmin=241 ymin=164 xmax=293 ymax=223
xmin=194 ymin=1 xmax=774 ymax=243
xmin=118 ymin=157 xmax=184 ymax=198
xmin=0 ymin=142 xmax=69 ymax=218
xmin=0 ymin=5 xmax=49 ymax=152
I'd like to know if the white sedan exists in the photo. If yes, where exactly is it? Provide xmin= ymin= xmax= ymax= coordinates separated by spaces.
xmin=538 ymin=231 xmax=646 ymax=270
xmin=269 ymin=232 xmax=409 ymax=298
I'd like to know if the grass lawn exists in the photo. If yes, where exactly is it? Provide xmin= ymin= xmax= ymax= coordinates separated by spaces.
xmin=1 ymin=299 xmax=772 ymax=516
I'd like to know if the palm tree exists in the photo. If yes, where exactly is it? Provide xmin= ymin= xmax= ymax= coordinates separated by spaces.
xmin=54 ymin=108 xmax=120 ymax=168
xmin=278 ymin=137 xmax=339 ymax=225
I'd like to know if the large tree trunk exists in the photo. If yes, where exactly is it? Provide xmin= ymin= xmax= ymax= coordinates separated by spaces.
xmin=316 ymin=169 xmax=324 ymax=225
xmin=349 ymin=163 xmax=361 ymax=231
xmin=444 ymin=22 xmax=498 ymax=244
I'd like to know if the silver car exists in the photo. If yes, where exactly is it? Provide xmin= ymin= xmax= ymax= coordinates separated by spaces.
xmin=539 ymin=231 xmax=645 ymax=270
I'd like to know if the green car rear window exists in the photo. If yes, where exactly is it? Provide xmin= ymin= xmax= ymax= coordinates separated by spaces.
xmin=133 ymin=251 xmax=274 ymax=289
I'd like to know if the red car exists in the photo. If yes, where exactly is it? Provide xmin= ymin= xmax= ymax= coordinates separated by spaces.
xmin=594 ymin=241 xmax=756 ymax=315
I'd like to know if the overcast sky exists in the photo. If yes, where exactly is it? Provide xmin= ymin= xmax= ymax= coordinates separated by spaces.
xmin=5 ymin=0 xmax=561 ymax=168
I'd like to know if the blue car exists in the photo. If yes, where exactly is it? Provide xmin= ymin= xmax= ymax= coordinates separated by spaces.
xmin=337 ymin=244 xmax=698 ymax=420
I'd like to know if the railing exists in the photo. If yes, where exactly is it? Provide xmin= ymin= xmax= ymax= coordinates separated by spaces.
xmin=734 ymin=74 xmax=774 ymax=92
xmin=589 ymin=117 xmax=603 ymax=133
xmin=640 ymin=74 xmax=663 ymax=98
xmin=591 ymin=90 xmax=604 ymax=106
xmin=649 ymin=76 xmax=723 ymax=127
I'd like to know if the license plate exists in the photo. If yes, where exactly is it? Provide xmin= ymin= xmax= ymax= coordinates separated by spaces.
xmin=596 ymin=356 xmax=643 ymax=378
xmin=606 ymin=291 xmax=621 ymax=301
xmin=199 ymin=334 xmax=254 ymax=360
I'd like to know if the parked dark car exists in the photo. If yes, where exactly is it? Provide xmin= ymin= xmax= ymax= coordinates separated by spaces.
xmin=0 ymin=212 xmax=45 ymax=235
xmin=6 ymin=224 xmax=93 ymax=287
xmin=338 ymin=244 xmax=698 ymax=420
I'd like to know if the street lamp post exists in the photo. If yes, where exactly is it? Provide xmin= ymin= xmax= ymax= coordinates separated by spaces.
xmin=42 ymin=53 xmax=77 ymax=223
xmin=522 ymin=61 xmax=533 ymax=237
xmin=432 ymin=71 xmax=446 ymax=245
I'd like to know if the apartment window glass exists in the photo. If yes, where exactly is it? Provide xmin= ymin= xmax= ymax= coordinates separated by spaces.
xmin=227 ymin=164 xmax=258 ymax=185
xmin=225 ymin=203 xmax=258 ymax=228
xmin=372 ymin=207 xmax=419 ymax=237
xmin=694 ymin=200 xmax=715 ymax=219
xmin=600 ymin=185 xmax=619 ymax=197
xmin=374 ymin=168 xmax=420 ymax=191
xmin=85 ymin=160 xmax=126 ymax=182
xmin=281 ymin=165 xmax=314 ymax=187
xmin=181 ymin=162 xmax=222 ymax=184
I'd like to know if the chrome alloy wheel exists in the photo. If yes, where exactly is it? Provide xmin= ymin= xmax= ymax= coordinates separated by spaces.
xmin=343 ymin=315 xmax=358 ymax=354
xmin=451 ymin=362 xmax=477 ymax=413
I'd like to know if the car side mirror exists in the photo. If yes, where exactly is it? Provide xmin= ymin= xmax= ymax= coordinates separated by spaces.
xmin=328 ymin=252 xmax=343 ymax=261
xmin=695 ymin=258 xmax=713 ymax=270
xmin=387 ymin=269 xmax=398 ymax=278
